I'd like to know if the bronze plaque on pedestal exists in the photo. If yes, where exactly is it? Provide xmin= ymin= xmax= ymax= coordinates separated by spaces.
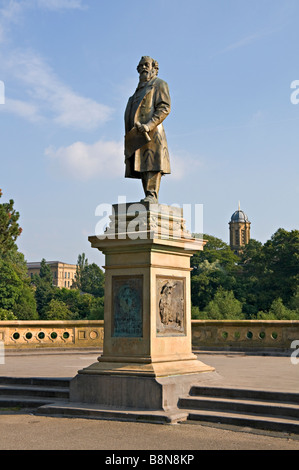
xmin=112 ymin=276 xmax=143 ymax=338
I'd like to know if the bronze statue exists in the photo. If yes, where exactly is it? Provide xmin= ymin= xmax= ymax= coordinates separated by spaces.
xmin=124 ymin=56 xmax=171 ymax=203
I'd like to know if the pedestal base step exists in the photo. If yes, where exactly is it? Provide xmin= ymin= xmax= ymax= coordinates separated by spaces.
xmin=36 ymin=401 xmax=188 ymax=425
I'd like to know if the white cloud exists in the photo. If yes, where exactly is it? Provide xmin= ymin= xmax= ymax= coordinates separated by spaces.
xmin=46 ymin=139 xmax=124 ymax=180
xmin=0 ymin=0 xmax=100 ymax=129
xmin=2 ymin=50 xmax=113 ymax=129
xmin=169 ymin=150 xmax=203 ymax=181
xmin=45 ymin=139 xmax=203 ymax=182
xmin=0 ymin=97 xmax=42 ymax=122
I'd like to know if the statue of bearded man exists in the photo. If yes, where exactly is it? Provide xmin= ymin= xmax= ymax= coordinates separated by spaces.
xmin=124 ymin=56 xmax=171 ymax=203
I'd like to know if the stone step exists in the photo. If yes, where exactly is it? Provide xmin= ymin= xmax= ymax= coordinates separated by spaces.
xmin=0 ymin=395 xmax=61 ymax=409
xmin=0 ymin=376 xmax=70 ymax=388
xmin=179 ymin=396 xmax=299 ymax=420
xmin=0 ymin=376 xmax=70 ymax=409
xmin=185 ymin=408 xmax=299 ymax=434
xmin=189 ymin=386 xmax=299 ymax=404
xmin=178 ymin=386 xmax=299 ymax=434
xmin=0 ymin=384 xmax=69 ymax=399
xmin=36 ymin=402 xmax=188 ymax=425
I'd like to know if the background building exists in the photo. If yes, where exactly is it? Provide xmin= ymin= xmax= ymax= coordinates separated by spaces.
xmin=27 ymin=261 xmax=77 ymax=289
xmin=229 ymin=203 xmax=251 ymax=255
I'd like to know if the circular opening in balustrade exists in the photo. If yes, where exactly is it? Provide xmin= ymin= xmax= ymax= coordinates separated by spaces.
xmin=25 ymin=332 xmax=32 ymax=340
xmin=221 ymin=331 xmax=228 ymax=340
xmin=246 ymin=331 xmax=253 ymax=340
xmin=50 ymin=332 xmax=58 ymax=339
xmin=259 ymin=331 xmax=266 ymax=340
xmin=89 ymin=330 xmax=99 ymax=340
xmin=63 ymin=332 xmax=69 ymax=339
xmin=12 ymin=332 xmax=20 ymax=340
xmin=38 ymin=332 xmax=45 ymax=340
xmin=271 ymin=332 xmax=278 ymax=340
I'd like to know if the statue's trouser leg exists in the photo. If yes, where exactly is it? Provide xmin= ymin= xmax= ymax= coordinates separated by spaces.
xmin=141 ymin=171 xmax=161 ymax=200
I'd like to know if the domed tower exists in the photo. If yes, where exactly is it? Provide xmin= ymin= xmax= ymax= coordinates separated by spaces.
xmin=229 ymin=202 xmax=251 ymax=255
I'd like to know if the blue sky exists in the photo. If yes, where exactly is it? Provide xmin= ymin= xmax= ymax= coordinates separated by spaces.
xmin=0 ymin=0 xmax=298 ymax=267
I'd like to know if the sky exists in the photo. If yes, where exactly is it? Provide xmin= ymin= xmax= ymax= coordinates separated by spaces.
xmin=0 ymin=0 xmax=298 ymax=267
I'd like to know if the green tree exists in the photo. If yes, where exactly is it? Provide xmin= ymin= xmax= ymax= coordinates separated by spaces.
xmin=14 ymin=285 xmax=38 ymax=320
xmin=261 ymin=229 xmax=299 ymax=307
xmin=74 ymin=253 xmax=88 ymax=290
xmin=257 ymin=298 xmax=299 ymax=320
xmin=81 ymin=263 xmax=105 ymax=297
xmin=44 ymin=299 xmax=72 ymax=320
xmin=53 ymin=288 xmax=96 ymax=319
xmin=0 ymin=192 xmax=38 ymax=319
xmin=288 ymin=287 xmax=299 ymax=311
xmin=87 ymin=296 xmax=105 ymax=320
xmin=0 ymin=258 xmax=23 ymax=311
xmin=0 ymin=308 xmax=17 ymax=320
xmin=32 ymin=258 xmax=54 ymax=318
xmin=0 ymin=189 xmax=22 ymax=255
xmin=5 ymin=250 xmax=38 ymax=320
xmin=204 ymin=287 xmax=244 ymax=319
xmin=192 ymin=234 xmax=239 ymax=272
xmin=191 ymin=235 xmax=239 ymax=310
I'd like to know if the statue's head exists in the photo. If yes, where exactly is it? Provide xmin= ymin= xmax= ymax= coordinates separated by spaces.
xmin=137 ymin=56 xmax=159 ymax=82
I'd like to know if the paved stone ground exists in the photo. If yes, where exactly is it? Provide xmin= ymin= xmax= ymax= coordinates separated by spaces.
xmin=1 ymin=411 xmax=299 ymax=450
xmin=1 ymin=349 xmax=299 ymax=451
xmin=1 ymin=349 xmax=299 ymax=392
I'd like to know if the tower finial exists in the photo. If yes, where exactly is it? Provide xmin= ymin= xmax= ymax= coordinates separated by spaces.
xmin=238 ymin=201 xmax=240 ymax=211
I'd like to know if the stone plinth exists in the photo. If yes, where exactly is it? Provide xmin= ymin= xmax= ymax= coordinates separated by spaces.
xmin=69 ymin=202 xmax=214 ymax=422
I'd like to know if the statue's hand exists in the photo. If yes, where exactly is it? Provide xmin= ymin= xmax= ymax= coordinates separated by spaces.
xmin=135 ymin=121 xmax=150 ymax=134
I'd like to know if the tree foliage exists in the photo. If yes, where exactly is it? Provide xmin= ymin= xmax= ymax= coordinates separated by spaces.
xmin=0 ymin=188 xmax=22 ymax=255
xmin=191 ymin=229 xmax=299 ymax=320
xmin=44 ymin=299 xmax=72 ymax=320
xmin=0 ymin=190 xmax=37 ymax=319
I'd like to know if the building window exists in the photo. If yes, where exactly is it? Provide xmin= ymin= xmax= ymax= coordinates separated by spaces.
xmin=241 ymin=230 xmax=246 ymax=245
xmin=65 ymin=281 xmax=66 ymax=287
xmin=68 ymin=272 xmax=70 ymax=279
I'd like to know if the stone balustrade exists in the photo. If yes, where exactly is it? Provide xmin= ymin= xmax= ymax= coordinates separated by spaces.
xmin=0 ymin=320 xmax=104 ymax=349
xmin=0 ymin=319 xmax=298 ymax=353
xmin=192 ymin=320 xmax=299 ymax=354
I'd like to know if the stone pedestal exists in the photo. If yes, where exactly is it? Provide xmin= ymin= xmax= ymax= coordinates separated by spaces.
xmin=69 ymin=202 xmax=214 ymax=422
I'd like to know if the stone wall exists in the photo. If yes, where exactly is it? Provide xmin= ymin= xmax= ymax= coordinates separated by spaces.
xmin=192 ymin=320 xmax=299 ymax=353
xmin=0 ymin=320 xmax=298 ymax=353
xmin=0 ymin=320 xmax=104 ymax=349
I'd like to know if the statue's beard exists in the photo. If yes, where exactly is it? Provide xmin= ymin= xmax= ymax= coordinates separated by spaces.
xmin=139 ymin=69 xmax=155 ymax=83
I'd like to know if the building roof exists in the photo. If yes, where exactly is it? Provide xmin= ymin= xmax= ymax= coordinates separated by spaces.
xmin=27 ymin=261 xmax=76 ymax=268
xmin=230 ymin=202 xmax=250 ymax=223
xmin=230 ymin=210 xmax=250 ymax=223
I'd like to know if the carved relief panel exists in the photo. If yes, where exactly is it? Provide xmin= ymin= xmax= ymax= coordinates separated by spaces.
xmin=156 ymin=276 xmax=186 ymax=336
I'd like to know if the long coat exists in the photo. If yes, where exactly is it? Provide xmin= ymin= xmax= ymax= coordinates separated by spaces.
xmin=124 ymin=77 xmax=171 ymax=179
